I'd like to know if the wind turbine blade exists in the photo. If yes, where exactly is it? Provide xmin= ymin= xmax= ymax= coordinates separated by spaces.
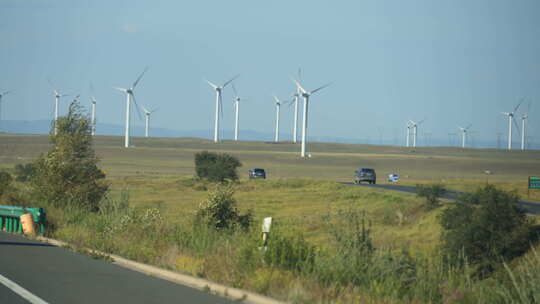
xmin=205 ymin=80 xmax=218 ymax=89
xmin=90 ymin=82 xmax=94 ymax=94
xmin=501 ymin=112 xmax=510 ymax=116
xmin=130 ymin=93 xmax=143 ymax=121
xmin=47 ymin=78 xmax=56 ymax=89
xmin=311 ymin=82 xmax=333 ymax=94
xmin=298 ymin=67 xmax=302 ymax=81
xmin=114 ymin=87 xmax=128 ymax=92
xmin=417 ymin=118 xmax=426 ymax=125
xmin=512 ymin=116 xmax=521 ymax=135
xmin=273 ymin=95 xmax=280 ymax=104
xmin=219 ymin=94 xmax=224 ymax=118
xmin=132 ymin=66 xmax=149 ymax=89
xmin=141 ymin=105 xmax=149 ymax=113
xmin=232 ymin=83 xmax=238 ymax=97
xmin=2 ymin=90 xmax=12 ymax=96
xmin=222 ymin=74 xmax=240 ymax=88
xmin=291 ymin=78 xmax=307 ymax=94
xmin=465 ymin=123 xmax=472 ymax=130
xmin=513 ymin=98 xmax=525 ymax=113
xmin=151 ymin=108 xmax=158 ymax=113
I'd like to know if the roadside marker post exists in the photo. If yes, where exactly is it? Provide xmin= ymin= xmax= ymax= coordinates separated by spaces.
xmin=261 ymin=217 xmax=272 ymax=250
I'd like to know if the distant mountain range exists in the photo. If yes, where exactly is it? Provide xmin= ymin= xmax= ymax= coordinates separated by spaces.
xmin=0 ymin=119 xmax=537 ymax=150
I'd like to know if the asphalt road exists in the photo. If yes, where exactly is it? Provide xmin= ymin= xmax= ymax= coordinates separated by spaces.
xmin=342 ymin=182 xmax=540 ymax=215
xmin=0 ymin=232 xmax=232 ymax=304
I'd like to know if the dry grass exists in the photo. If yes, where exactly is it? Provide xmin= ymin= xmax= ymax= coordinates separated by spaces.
xmin=1 ymin=133 xmax=539 ymax=201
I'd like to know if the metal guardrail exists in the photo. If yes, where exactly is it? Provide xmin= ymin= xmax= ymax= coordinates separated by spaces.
xmin=0 ymin=205 xmax=46 ymax=235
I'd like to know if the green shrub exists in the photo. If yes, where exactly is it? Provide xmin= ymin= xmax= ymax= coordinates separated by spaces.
xmin=416 ymin=183 xmax=446 ymax=210
xmin=30 ymin=101 xmax=108 ymax=211
xmin=14 ymin=163 xmax=36 ymax=182
xmin=439 ymin=184 xmax=536 ymax=275
xmin=263 ymin=233 xmax=316 ymax=272
xmin=0 ymin=171 xmax=13 ymax=198
xmin=194 ymin=151 xmax=242 ymax=182
xmin=196 ymin=184 xmax=252 ymax=231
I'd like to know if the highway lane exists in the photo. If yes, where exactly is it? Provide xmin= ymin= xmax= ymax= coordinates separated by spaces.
xmin=341 ymin=182 xmax=540 ymax=215
xmin=0 ymin=232 xmax=232 ymax=304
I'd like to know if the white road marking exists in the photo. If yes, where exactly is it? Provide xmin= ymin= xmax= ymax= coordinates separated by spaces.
xmin=0 ymin=273 xmax=49 ymax=304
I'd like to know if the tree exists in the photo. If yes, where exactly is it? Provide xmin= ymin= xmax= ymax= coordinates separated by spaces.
xmin=194 ymin=151 xmax=242 ymax=182
xmin=439 ymin=184 xmax=535 ymax=275
xmin=30 ymin=101 xmax=108 ymax=211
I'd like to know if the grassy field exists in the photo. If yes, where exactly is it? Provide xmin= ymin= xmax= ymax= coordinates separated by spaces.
xmin=2 ymin=133 xmax=540 ymax=201
xmin=3 ymin=133 xmax=540 ymax=302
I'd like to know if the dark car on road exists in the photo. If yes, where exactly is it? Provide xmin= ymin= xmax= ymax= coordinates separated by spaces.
xmin=354 ymin=168 xmax=376 ymax=184
xmin=248 ymin=168 xmax=266 ymax=179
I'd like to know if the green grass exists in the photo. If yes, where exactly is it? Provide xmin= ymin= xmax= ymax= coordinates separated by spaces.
xmin=3 ymin=133 xmax=540 ymax=303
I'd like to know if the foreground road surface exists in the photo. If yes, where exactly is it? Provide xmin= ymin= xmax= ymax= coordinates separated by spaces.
xmin=0 ymin=232 xmax=232 ymax=304
xmin=342 ymin=182 xmax=540 ymax=215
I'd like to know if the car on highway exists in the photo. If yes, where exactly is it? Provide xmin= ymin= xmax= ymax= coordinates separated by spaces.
xmin=248 ymin=168 xmax=266 ymax=179
xmin=354 ymin=168 xmax=377 ymax=184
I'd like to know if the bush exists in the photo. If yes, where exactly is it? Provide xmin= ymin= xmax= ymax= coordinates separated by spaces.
xmin=263 ymin=233 xmax=316 ymax=273
xmin=14 ymin=163 xmax=36 ymax=182
xmin=416 ymin=183 xmax=446 ymax=210
xmin=196 ymin=184 xmax=252 ymax=231
xmin=0 ymin=171 xmax=13 ymax=198
xmin=194 ymin=151 xmax=242 ymax=182
xmin=439 ymin=184 xmax=536 ymax=275
xmin=30 ymin=100 xmax=108 ymax=211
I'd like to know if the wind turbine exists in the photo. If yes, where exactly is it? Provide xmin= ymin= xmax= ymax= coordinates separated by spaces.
xmin=405 ymin=121 xmax=412 ymax=147
xmin=290 ymin=68 xmax=302 ymax=143
xmin=141 ymin=105 xmax=157 ymax=138
xmin=292 ymin=78 xmax=332 ymax=158
xmin=231 ymin=84 xmax=245 ymax=141
xmin=115 ymin=67 xmax=148 ymax=148
xmin=408 ymin=119 xmax=425 ymax=148
xmin=49 ymin=81 xmax=70 ymax=135
xmin=273 ymin=95 xmax=286 ymax=142
xmin=521 ymin=101 xmax=531 ymax=150
xmin=458 ymin=124 xmax=472 ymax=148
xmin=501 ymin=99 xmax=524 ymax=150
xmin=206 ymin=75 xmax=239 ymax=143
xmin=0 ymin=90 xmax=12 ymax=132
xmin=89 ymin=83 xmax=97 ymax=136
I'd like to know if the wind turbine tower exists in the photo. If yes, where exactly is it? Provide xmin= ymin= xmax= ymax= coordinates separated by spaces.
xmin=51 ymin=88 xmax=69 ymax=135
xmin=0 ymin=90 xmax=12 ymax=132
xmin=292 ymin=79 xmax=332 ymax=158
xmin=142 ymin=106 xmax=157 ymax=138
xmin=273 ymin=95 xmax=284 ymax=142
xmin=521 ymin=101 xmax=531 ymax=150
xmin=115 ymin=67 xmax=148 ymax=148
xmin=409 ymin=119 xmax=425 ymax=148
xmin=458 ymin=124 xmax=472 ymax=148
xmin=231 ymin=84 xmax=244 ymax=141
xmin=405 ymin=121 xmax=411 ymax=147
xmin=291 ymin=68 xmax=302 ymax=143
xmin=501 ymin=99 xmax=524 ymax=150
xmin=206 ymin=75 xmax=239 ymax=143
xmin=90 ymin=96 xmax=97 ymax=136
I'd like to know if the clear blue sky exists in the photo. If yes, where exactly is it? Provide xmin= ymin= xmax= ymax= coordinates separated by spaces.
xmin=1 ymin=0 xmax=539 ymax=145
